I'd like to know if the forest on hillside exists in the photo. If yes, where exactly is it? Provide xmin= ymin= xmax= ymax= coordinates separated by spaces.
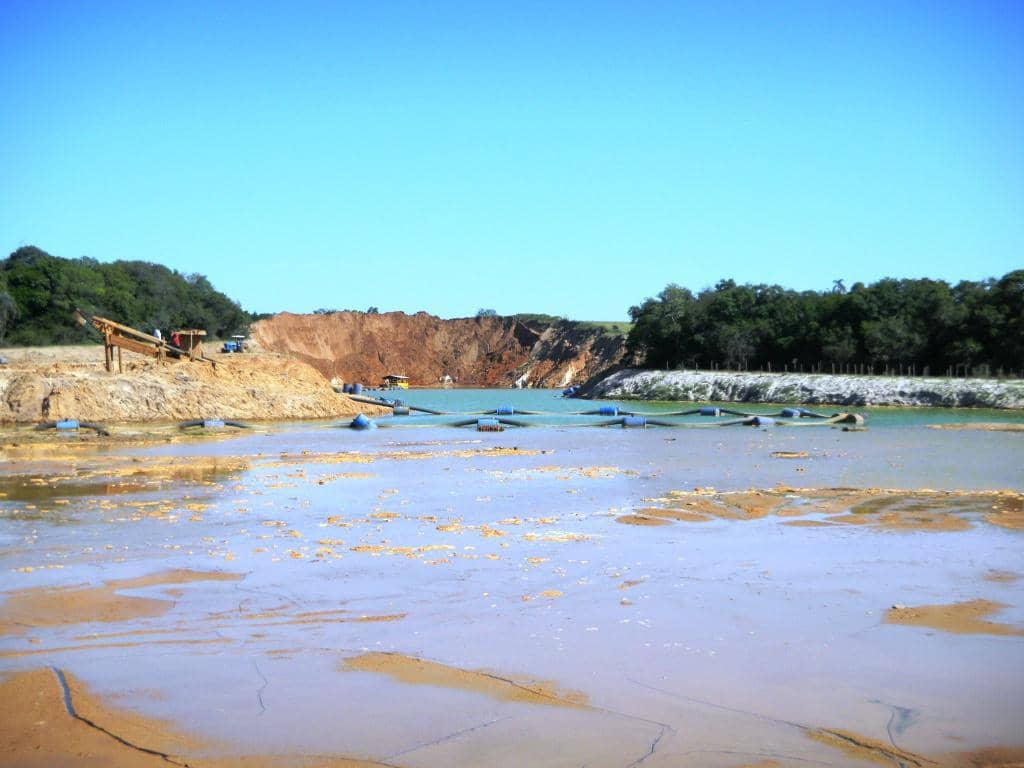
xmin=0 ymin=246 xmax=252 ymax=345
xmin=626 ymin=272 xmax=1024 ymax=377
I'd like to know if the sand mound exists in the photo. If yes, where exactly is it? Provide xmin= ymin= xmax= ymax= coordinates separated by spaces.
xmin=0 ymin=346 xmax=390 ymax=423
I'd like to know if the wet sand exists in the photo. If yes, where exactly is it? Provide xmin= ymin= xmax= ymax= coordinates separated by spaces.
xmin=627 ymin=486 xmax=1024 ymax=532
xmin=0 ymin=570 xmax=241 ymax=635
xmin=344 ymin=652 xmax=589 ymax=708
xmin=2 ymin=420 xmax=1023 ymax=766
xmin=885 ymin=599 xmax=1024 ymax=636
xmin=0 ymin=667 xmax=393 ymax=767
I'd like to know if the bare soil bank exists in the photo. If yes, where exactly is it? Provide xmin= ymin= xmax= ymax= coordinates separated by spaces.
xmin=0 ymin=345 xmax=389 ymax=424
xmin=587 ymin=368 xmax=1024 ymax=408
xmin=251 ymin=311 xmax=625 ymax=388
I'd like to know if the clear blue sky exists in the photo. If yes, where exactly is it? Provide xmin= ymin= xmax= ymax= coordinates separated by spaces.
xmin=1 ymin=1 xmax=1021 ymax=319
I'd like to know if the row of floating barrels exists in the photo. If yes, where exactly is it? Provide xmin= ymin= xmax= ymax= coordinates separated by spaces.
xmin=346 ymin=411 xmax=866 ymax=431
xmin=369 ymin=403 xmax=834 ymax=419
xmin=339 ymin=383 xmax=364 ymax=395
xmin=33 ymin=418 xmax=252 ymax=436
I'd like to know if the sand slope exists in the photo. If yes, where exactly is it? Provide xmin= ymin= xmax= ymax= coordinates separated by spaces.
xmin=0 ymin=345 xmax=389 ymax=423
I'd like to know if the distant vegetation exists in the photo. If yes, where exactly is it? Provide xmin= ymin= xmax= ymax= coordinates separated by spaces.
xmin=627 ymin=273 xmax=1024 ymax=377
xmin=4 ymin=245 xmax=1019 ymax=379
xmin=512 ymin=314 xmax=632 ymax=338
xmin=0 ymin=246 xmax=252 ymax=345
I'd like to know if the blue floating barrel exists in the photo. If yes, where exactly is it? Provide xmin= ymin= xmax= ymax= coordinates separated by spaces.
xmin=699 ymin=406 xmax=721 ymax=417
xmin=477 ymin=417 xmax=503 ymax=432
xmin=55 ymin=419 xmax=80 ymax=431
xmin=495 ymin=405 xmax=515 ymax=415
xmin=598 ymin=405 xmax=619 ymax=416
xmin=749 ymin=416 xmax=775 ymax=427
xmin=392 ymin=405 xmax=411 ymax=416
xmin=780 ymin=407 xmax=801 ymax=418
xmin=350 ymin=413 xmax=376 ymax=430
xmin=352 ymin=383 xmax=363 ymax=395
xmin=202 ymin=419 xmax=226 ymax=428
xmin=622 ymin=416 xmax=646 ymax=428
xmin=562 ymin=386 xmax=578 ymax=396
xmin=342 ymin=383 xmax=352 ymax=394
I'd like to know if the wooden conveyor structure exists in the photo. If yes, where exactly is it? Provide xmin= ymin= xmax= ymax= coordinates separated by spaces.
xmin=74 ymin=309 xmax=216 ymax=372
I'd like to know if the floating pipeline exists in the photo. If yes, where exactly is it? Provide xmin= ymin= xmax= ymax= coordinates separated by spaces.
xmin=178 ymin=419 xmax=252 ymax=430
xmin=348 ymin=394 xmax=447 ymax=415
xmin=339 ymin=397 xmax=866 ymax=430
xmin=34 ymin=419 xmax=111 ymax=436
xmin=340 ymin=412 xmax=866 ymax=430
xmin=470 ymin=405 xmax=546 ymax=416
xmin=448 ymin=417 xmax=533 ymax=431
xmin=777 ymin=406 xmax=830 ymax=418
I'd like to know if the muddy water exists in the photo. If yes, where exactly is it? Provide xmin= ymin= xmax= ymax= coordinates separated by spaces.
xmin=1 ymin=416 xmax=1022 ymax=767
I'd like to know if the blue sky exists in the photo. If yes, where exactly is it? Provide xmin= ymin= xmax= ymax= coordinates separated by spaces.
xmin=1 ymin=1 xmax=1021 ymax=319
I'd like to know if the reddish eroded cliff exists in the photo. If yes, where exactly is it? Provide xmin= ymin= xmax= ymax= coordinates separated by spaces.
xmin=250 ymin=311 xmax=626 ymax=388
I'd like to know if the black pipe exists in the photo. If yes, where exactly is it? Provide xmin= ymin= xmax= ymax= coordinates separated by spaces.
xmin=178 ymin=419 xmax=251 ymax=429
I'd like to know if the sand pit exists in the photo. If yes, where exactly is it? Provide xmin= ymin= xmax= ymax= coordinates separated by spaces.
xmin=343 ymin=652 xmax=589 ymax=709
xmin=885 ymin=599 xmax=1024 ymax=636
xmin=0 ymin=570 xmax=241 ymax=635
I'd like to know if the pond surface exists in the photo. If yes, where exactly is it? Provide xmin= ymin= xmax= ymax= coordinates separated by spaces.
xmin=1 ymin=392 xmax=1022 ymax=767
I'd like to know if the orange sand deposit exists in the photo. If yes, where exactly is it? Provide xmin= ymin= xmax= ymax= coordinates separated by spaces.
xmin=621 ymin=487 xmax=1024 ymax=532
xmin=343 ymin=651 xmax=589 ymax=708
xmin=0 ymin=569 xmax=241 ymax=635
xmin=806 ymin=727 xmax=932 ymax=767
xmin=885 ymin=600 xmax=1024 ymax=636
xmin=0 ymin=667 xmax=392 ymax=767
xmin=808 ymin=727 xmax=1024 ymax=768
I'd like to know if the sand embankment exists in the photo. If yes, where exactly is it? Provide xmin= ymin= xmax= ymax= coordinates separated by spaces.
xmin=251 ymin=311 xmax=625 ymax=388
xmin=586 ymin=368 xmax=1024 ymax=408
xmin=0 ymin=345 xmax=389 ymax=424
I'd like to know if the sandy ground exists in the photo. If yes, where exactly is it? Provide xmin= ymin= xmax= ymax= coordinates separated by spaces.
xmin=0 ymin=666 xmax=393 ymax=767
xmin=1 ymin=413 xmax=1023 ymax=767
xmin=0 ymin=344 xmax=390 ymax=424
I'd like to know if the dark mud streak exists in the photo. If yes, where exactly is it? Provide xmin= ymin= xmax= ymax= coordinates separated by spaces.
xmin=675 ymin=749 xmax=838 ymax=766
xmin=816 ymin=729 xmax=933 ymax=768
xmin=49 ymin=666 xmax=191 ymax=767
xmin=625 ymin=723 xmax=668 ymax=767
xmin=253 ymin=661 xmax=268 ymax=715
xmin=475 ymin=668 xmax=676 ymax=766
xmin=383 ymin=714 xmax=515 ymax=760
xmin=629 ymin=678 xmax=806 ymax=730
xmin=630 ymin=679 xmax=934 ymax=768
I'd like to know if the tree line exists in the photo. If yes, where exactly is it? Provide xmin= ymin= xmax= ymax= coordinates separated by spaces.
xmin=0 ymin=246 xmax=253 ymax=345
xmin=3 ymin=245 xmax=1021 ymax=379
xmin=627 ymin=272 xmax=1024 ymax=377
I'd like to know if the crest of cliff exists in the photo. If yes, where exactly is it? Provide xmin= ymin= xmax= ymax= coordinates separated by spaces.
xmin=250 ymin=311 xmax=627 ymax=388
